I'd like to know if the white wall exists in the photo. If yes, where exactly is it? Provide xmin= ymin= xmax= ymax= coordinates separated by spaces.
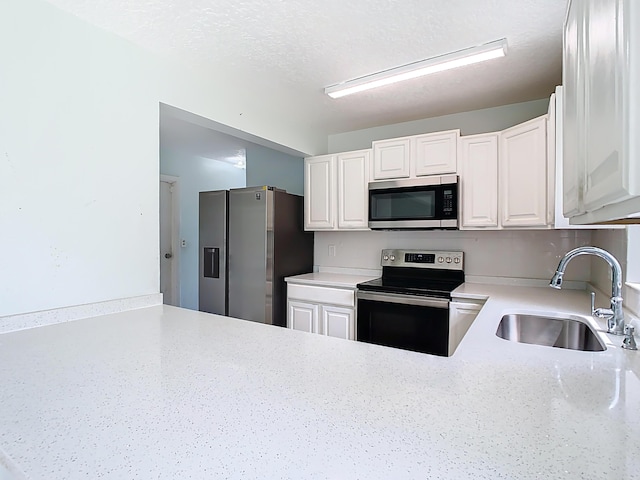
xmin=328 ymin=99 xmax=550 ymax=153
xmin=160 ymin=150 xmax=245 ymax=310
xmin=0 ymin=0 xmax=325 ymax=317
xmin=0 ymin=0 xmax=160 ymax=316
xmin=591 ymin=227 xmax=640 ymax=317
xmin=315 ymin=230 xmax=594 ymax=283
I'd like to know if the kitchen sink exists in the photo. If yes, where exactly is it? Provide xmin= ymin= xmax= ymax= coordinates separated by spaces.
xmin=496 ymin=313 xmax=606 ymax=352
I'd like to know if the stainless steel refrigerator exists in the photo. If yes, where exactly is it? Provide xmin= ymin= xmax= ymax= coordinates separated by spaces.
xmin=198 ymin=186 xmax=314 ymax=326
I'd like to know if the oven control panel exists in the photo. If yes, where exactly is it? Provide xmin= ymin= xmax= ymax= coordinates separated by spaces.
xmin=380 ymin=249 xmax=464 ymax=270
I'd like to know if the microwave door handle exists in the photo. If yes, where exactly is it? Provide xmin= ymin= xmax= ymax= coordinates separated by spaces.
xmin=357 ymin=291 xmax=449 ymax=309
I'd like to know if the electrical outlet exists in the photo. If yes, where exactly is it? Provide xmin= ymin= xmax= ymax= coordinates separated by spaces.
xmin=328 ymin=244 xmax=336 ymax=257
xmin=181 ymin=239 xmax=187 ymax=248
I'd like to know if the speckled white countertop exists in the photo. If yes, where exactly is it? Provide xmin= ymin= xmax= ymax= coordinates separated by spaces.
xmin=285 ymin=272 xmax=378 ymax=288
xmin=0 ymin=284 xmax=639 ymax=479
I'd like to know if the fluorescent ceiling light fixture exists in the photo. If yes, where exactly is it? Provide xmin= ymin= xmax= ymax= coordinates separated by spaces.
xmin=325 ymin=38 xmax=508 ymax=99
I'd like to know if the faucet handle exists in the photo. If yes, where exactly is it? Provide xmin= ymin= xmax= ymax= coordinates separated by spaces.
xmin=622 ymin=324 xmax=638 ymax=351
xmin=594 ymin=308 xmax=615 ymax=319
xmin=591 ymin=291 xmax=614 ymax=319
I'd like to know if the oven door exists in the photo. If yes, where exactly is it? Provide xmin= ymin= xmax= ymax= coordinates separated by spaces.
xmin=357 ymin=291 xmax=450 ymax=356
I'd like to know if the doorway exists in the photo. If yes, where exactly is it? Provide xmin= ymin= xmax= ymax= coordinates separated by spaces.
xmin=160 ymin=174 xmax=180 ymax=306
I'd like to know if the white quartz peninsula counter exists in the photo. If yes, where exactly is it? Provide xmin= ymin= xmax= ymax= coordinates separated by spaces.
xmin=0 ymin=285 xmax=639 ymax=479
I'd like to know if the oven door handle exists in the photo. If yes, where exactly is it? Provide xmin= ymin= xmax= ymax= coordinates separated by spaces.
xmin=357 ymin=291 xmax=449 ymax=309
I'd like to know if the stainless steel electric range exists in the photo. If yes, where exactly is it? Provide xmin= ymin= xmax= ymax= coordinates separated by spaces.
xmin=356 ymin=249 xmax=464 ymax=356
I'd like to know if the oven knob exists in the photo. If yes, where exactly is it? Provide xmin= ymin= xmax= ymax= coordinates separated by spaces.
xmin=383 ymin=255 xmax=389 ymax=261
xmin=446 ymin=257 xmax=452 ymax=263
xmin=454 ymin=257 xmax=460 ymax=264
xmin=438 ymin=256 xmax=444 ymax=263
xmin=389 ymin=255 xmax=396 ymax=261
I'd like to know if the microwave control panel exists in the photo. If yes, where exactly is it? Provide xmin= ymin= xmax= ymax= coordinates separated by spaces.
xmin=442 ymin=188 xmax=455 ymax=215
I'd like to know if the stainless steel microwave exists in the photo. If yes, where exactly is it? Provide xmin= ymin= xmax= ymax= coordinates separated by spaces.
xmin=368 ymin=175 xmax=458 ymax=230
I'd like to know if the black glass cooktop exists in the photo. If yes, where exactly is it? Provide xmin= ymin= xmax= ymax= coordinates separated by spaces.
xmin=357 ymin=266 xmax=465 ymax=299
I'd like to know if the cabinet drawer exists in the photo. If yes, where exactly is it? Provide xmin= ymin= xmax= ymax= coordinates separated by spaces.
xmin=287 ymin=284 xmax=355 ymax=307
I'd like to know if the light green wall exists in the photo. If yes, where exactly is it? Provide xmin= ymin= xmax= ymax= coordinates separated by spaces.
xmin=160 ymin=150 xmax=245 ymax=310
xmin=245 ymin=145 xmax=304 ymax=195
xmin=328 ymin=98 xmax=550 ymax=153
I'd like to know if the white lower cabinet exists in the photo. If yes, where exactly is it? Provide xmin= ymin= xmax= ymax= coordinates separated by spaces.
xmin=321 ymin=305 xmax=354 ymax=339
xmin=287 ymin=283 xmax=356 ymax=340
xmin=449 ymin=299 xmax=485 ymax=354
xmin=288 ymin=300 xmax=318 ymax=334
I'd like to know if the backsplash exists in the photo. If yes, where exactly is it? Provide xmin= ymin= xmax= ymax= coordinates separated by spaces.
xmin=314 ymin=230 xmax=595 ymax=282
xmin=591 ymin=229 xmax=628 ymax=291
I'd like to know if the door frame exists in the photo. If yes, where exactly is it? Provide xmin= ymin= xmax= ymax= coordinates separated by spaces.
xmin=160 ymin=174 xmax=181 ymax=306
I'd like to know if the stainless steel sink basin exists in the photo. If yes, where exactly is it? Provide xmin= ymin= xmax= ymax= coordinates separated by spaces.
xmin=496 ymin=314 xmax=606 ymax=352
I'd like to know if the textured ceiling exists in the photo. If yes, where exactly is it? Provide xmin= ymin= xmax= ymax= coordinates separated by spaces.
xmin=46 ymin=0 xmax=567 ymax=136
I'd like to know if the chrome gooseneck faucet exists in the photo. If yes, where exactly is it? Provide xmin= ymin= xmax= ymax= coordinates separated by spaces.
xmin=550 ymin=246 xmax=625 ymax=335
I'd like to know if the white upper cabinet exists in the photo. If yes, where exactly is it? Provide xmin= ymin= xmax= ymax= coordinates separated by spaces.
xmin=372 ymin=137 xmax=411 ymax=180
xmin=372 ymin=130 xmax=459 ymax=181
xmin=563 ymin=0 xmax=640 ymax=224
xmin=304 ymin=150 xmax=371 ymax=231
xmin=337 ymin=150 xmax=370 ymax=229
xmin=459 ymin=116 xmax=551 ymax=231
xmin=459 ymin=133 xmax=499 ymax=228
xmin=500 ymin=116 xmax=549 ymax=228
xmin=413 ymin=130 xmax=459 ymax=176
xmin=581 ymin=0 xmax=627 ymax=212
xmin=562 ymin=0 xmax=585 ymax=217
xmin=554 ymin=86 xmax=624 ymax=229
xmin=304 ymin=155 xmax=335 ymax=230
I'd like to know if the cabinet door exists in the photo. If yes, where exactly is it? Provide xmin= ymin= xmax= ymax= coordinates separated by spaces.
xmin=500 ymin=116 xmax=549 ymax=228
xmin=337 ymin=150 xmax=370 ymax=229
xmin=372 ymin=138 xmax=411 ymax=180
xmin=414 ymin=130 xmax=459 ymax=176
xmin=304 ymin=155 xmax=335 ymax=230
xmin=288 ymin=300 xmax=318 ymax=333
xmin=582 ymin=0 xmax=631 ymax=212
xmin=562 ymin=0 xmax=585 ymax=217
xmin=448 ymin=301 xmax=481 ymax=354
xmin=459 ymin=133 xmax=499 ymax=228
xmin=320 ymin=305 xmax=354 ymax=340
